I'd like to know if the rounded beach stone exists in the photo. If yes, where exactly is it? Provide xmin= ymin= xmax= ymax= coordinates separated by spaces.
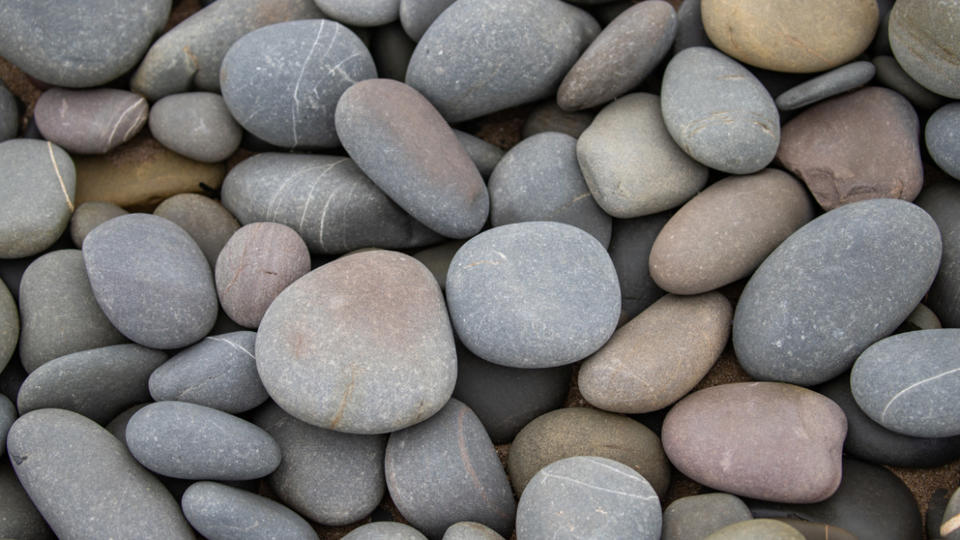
xmin=443 ymin=522 xmax=505 ymax=540
xmin=0 ymin=393 xmax=13 ymax=455
xmin=154 ymin=193 xmax=241 ymax=270
xmin=733 ymin=199 xmax=941 ymax=386
xmin=257 ymin=250 xmax=456 ymax=433
xmin=315 ymin=0 xmax=399 ymax=26
xmin=0 ymin=82 xmax=17 ymax=143
xmin=83 ymin=213 xmax=218 ymax=349
xmin=577 ymin=93 xmax=708 ymax=219
xmin=522 ymin=101 xmax=594 ymax=139
xmin=705 ymin=519 xmax=803 ymax=540
xmin=489 ymin=132 xmax=611 ymax=247
xmin=126 ymin=401 xmax=281 ymax=480
xmin=890 ymin=0 xmax=960 ymax=99
xmin=405 ymin=0 xmax=600 ymax=122
xmin=336 ymin=79 xmax=489 ymax=239
xmin=6 ymin=408 xmax=192 ymax=539
xmin=917 ymin=181 xmax=960 ymax=328
xmin=927 ymin=103 xmax=960 ymax=180
xmin=399 ymin=0 xmax=455 ymax=41
xmin=453 ymin=130 xmax=504 ymax=179
xmin=385 ymin=399 xmax=516 ymax=538
xmin=775 ymin=61 xmax=877 ymax=111
xmin=873 ymin=55 xmax=946 ymax=111
xmin=507 ymin=407 xmax=670 ymax=498
xmin=661 ymin=47 xmax=779 ymax=175
xmin=662 ymin=493 xmax=753 ymax=540
xmin=649 ymin=169 xmax=815 ymax=295
xmin=609 ymin=214 xmax=668 ymax=318
xmin=0 ymin=280 xmax=17 ymax=373
xmin=69 ymin=201 xmax=127 ymax=248
xmin=446 ymin=221 xmax=620 ymax=368
xmin=0 ymin=0 xmax=171 ymax=87
xmin=701 ymin=0 xmax=878 ymax=73
xmin=182 ymin=481 xmax=318 ymax=540
xmin=777 ymin=87 xmax=923 ymax=210
xmin=149 ymin=92 xmax=242 ymax=163
xmin=0 ymin=139 xmax=75 ymax=259
xmin=34 ymin=88 xmax=147 ymax=154
xmin=221 ymin=19 xmax=376 ymax=149
xmin=0 ymin=460 xmax=54 ymax=540
xmin=343 ymin=522 xmax=427 ymax=540
xmin=662 ymin=382 xmax=846 ymax=503
xmin=579 ymin=293 xmax=732 ymax=414
xmin=558 ymin=1 xmax=676 ymax=111
xmin=516 ymin=456 xmax=661 ymax=540
xmin=149 ymin=331 xmax=267 ymax=413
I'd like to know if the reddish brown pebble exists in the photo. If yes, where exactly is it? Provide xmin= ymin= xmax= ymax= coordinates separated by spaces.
xmin=34 ymin=88 xmax=147 ymax=154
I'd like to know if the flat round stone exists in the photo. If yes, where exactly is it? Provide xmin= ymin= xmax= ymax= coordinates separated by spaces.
xmin=890 ymin=0 xmax=960 ymax=99
xmin=927 ymin=103 xmax=960 ymax=180
xmin=153 ymin=193 xmax=241 ymax=270
xmin=775 ymin=61 xmax=877 ymax=111
xmin=662 ymin=493 xmax=753 ymax=540
xmin=34 ymin=88 xmax=147 ymax=154
xmin=182 ymin=481 xmax=318 ymax=540
xmin=149 ymin=92 xmax=242 ymax=163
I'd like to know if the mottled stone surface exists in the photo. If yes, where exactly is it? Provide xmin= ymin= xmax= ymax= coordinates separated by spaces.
xmin=927 ymin=103 xmax=960 ymax=180
xmin=453 ymin=129 xmax=504 ymax=179
xmin=522 ymin=101 xmax=594 ymax=139
xmin=149 ymin=92 xmax=242 ymax=163
xmin=662 ymin=493 xmax=753 ymax=540
xmin=0 ymin=279 xmax=17 ymax=373
xmin=316 ymin=0 xmax=399 ymax=26
xmin=775 ymin=61 xmax=876 ymax=111
xmin=890 ymin=0 xmax=960 ymax=99
xmin=0 ymin=81 xmax=17 ymax=143
xmin=608 ymin=214 xmax=668 ymax=318
xmin=399 ymin=0 xmax=455 ymax=40
xmin=342 ymin=522 xmax=427 ymax=539
xmin=35 ymin=88 xmax=147 ymax=154
xmin=918 ymin=181 xmax=960 ymax=328
xmin=182 ymin=481 xmax=318 ymax=540
xmin=873 ymin=55 xmax=946 ymax=111
xmin=69 ymin=201 xmax=127 ymax=248
xmin=705 ymin=519 xmax=804 ymax=540
xmin=154 ymin=193 xmax=240 ymax=270
xmin=443 ymin=521 xmax=505 ymax=540
xmin=0 ymin=460 xmax=54 ymax=540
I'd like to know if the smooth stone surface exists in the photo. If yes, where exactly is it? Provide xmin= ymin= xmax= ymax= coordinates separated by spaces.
xmin=927 ymin=103 xmax=960 ymax=180
xmin=446 ymin=222 xmax=620 ymax=368
xmin=182 ymin=481 xmax=318 ymax=540
xmin=516 ymin=456 xmax=661 ymax=540
xmin=371 ymin=22 xmax=416 ymax=81
xmin=917 ymin=181 xmax=960 ymax=329
xmin=489 ymin=132 xmax=611 ymax=246
xmin=0 ymin=280 xmax=17 ymax=373
xmin=873 ymin=55 xmax=946 ymax=111
xmin=662 ymin=493 xmax=753 ymax=540
xmin=405 ymin=0 xmax=599 ymax=122
xmin=943 ymin=488 xmax=960 ymax=539
xmin=453 ymin=130 xmax=503 ymax=179
xmin=0 ymin=460 xmax=54 ymax=540
xmin=890 ymin=0 xmax=960 ymax=99
xmin=577 ymin=93 xmax=708 ymax=218
xmin=413 ymin=240 xmax=465 ymax=291
xmin=83 ymin=213 xmax=218 ymax=349
xmin=154 ymin=193 xmax=240 ymax=270
xmin=733 ymin=199 xmax=941 ymax=386
xmin=701 ymin=0 xmax=878 ymax=73
xmin=35 ymin=88 xmax=147 ymax=154
xmin=221 ymin=19 xmax=376 ymax=149
xmin=0 ymin=139 xmax=75 ymax=258
xmin=705 ymin=519 xmax=803 ymax=540
xmin=149 ymin=92 xmax=242 ymax=163
xmin=316 ymin=0 xmax=399 ymax=26
xmin=443 ymin=521 xmax=506 ymax=540
xmin=0 ymin=81 xmax=17 ymax=142
xmin=521 ymin=101 xmax=594 ymax=139
xmin=399 ymin=0 xmax=455 ymax=41
xmin=608 ymin=214 xmax=668 ymax=318
xmin=342 ymin=522 xmax=427 ymax=540
xmin=215 ymin=222 xmax=310 ymax=328
xmin=775 ymin=61 xmax=877 ymax=111
xmin=507 ymin=407 xmax=670 ymax=498
xmin=257 ymin=250 xmax=456 ymax=433
xmin=7 ymin=408 xmax=192 ymax=539
xmin=0 ymin=0 xmax=171 ymax=87
xmin=69 ymin=201 xmax=127 ymax=248
xmin=580 ymin=293 xmax=732 ymax=414
xmin=777 ymin=87 xmax=923 ymax=210
xmin=663 ymin=382 xmax=846 ymax=503
xmin=661 ymin=47 xmax=779 ymax=175
xmin=0 ymin=393 xmax=13 ymax=455
xmin=649 ymin=169 xmax=815 ymax=295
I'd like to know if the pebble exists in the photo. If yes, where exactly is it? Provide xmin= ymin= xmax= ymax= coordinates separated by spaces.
xmin=446 ymin=221 xmax=620 ymax=368
xmin=732 ymin=199 xmax=941 ymax=386
xmin=661 ymin=47 xmax=780 ymax=175
xmin=443 ymin=522 xmax=506 ymax=540
xmin=399 ymin=0 xmax=455 ymax=41
xmin=69 ymin=201 xmax=127 ymax=248
xmin=453 ymin=129 xmax=504 ymax=179
xmin=577 ymin=92 xmax=708 ymax=218
xmin=0 ymin=393 xmax=13 ymax=455
xmin=34 ymin=88 xmax=147 ymax=154
xmin=316 ymin=0 xmax=399 ymax=26
xmin=705 ymin=519 xmax=804 ymax=540
xmin=673 ymin=0 xmax=710 ymax=53
xmin=153 ymin=193 xmax=241 ymax=270
xmin=343 ymin=522 xmax=427 ymax=539
xmin=661 ymin=493 xmax=753 ymax=540
xmin=608 ymin=214 xmax=668 ymax=318
xmin=256 ymin=250 xmax=456 ymax=433
xmin=889 ymin=0 xmax=960 ymax=99
xmin=371 ymin=23 xmax=416 ymax=81
xmin=927 ymin=103 xmax=960 ymax=180
xmin=148 ymin=92 xmax=242 ymax=163
xmin=0 ymin=460 xmax=54 ymax=540
xmin=516 ymin=456 xmax=661 ymax=540
xmin=412 ymin=240 xmax=465 ymax=291
xmin=405 ymin=0 xmax=599 ymax=122
xmin=521 ymin=101 xmax=594 ymax=139
xmin=7 ymin=408 xmax=193 ymax=539
xmin=215 ymin=223 xmax=310 ymax=328
xmin=917 ymin=181 xmax=960 ymax=328
xmin=0 ymin=280 xmax=17 ymax=373
xmin=662 ymin=382 xmax=846 ymax=503
xmin=489 ymin=132 xmax=611 ymax=247
xmin=221 ymin=19 xmax=376 ymax=149
xmin=385 ymin=399 xmax=515 ymax=538
xmin=0 ymin=139 xmax=75 ymax=259
xmin=0 ymin=81 xmax=17 ymax=143
xmin=775 ymin=61 xmax=877 ymax=111
xmin=181 ymin=481 xmax=318 ymax=540
xmin=872 ymin=55 xmax=946 ymax=111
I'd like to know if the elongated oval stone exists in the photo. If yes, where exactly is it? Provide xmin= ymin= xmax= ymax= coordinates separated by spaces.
xmin=733 ymin=199 xmax=942 ymax=386
xmin=775 ymin=61 xmax=876 ymax=111
xmin=34 ymin=88 xmax=147 ymax=154
xmin=182 ymin=481 xmax=318 ymax=540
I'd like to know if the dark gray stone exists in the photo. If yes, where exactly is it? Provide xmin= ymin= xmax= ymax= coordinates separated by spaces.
xmin=516 ymin=456 xmax=661 ymax=540
xmin=385 ymin=399 xmax=515 ymax=538
xmin=661 ymin=47 xmax=780 ymax=174
xmin=0 ymin=393 xmax=13 ymax=456
xmin=446 ymin=221 xmax=620 ymax=368
xmin=662 ymin=493 xmax=753 ymax=540
xmin=6 ymin=408 xmax=192 ymax=539
xmin=917 ymin=181 xmax=960 ymax=328
xmin=343 ymin=522 xmax=427 ymax=539
xmin=873 ymin=55 xmax=946 ymax=111
xmin=0 ymin=459 xmax=54 ymax=540
xmin=521 ymin=101 xmax=594 ymax=139
xmin=775 ymin=61 xmax=876 ymax=111
xmin=399 ymin=0 xmax=455 ymax=40
xmin=490 ymin=132 xmax=611 ymax=247
xmin=149 ymin=92 xmax=242 ymax=163
xmin=371 ymin=22 xmax=416 ymax=81
xmin=443 ymin=522 xmax=506 ymax=540
xmin=733 ymin=199 xmax=942 ymax=386
xmin=126 ymin=401 xmax=281 ymax=480
xmin=928 ymin=488 xmax=951 ymax=540
xmin=943 ymin=487 xmax=960 ymax=539
xmin=453 ymin=130 xmax=504 ymax=179
xmin=153 ymin=193 xmax=241 ymax=271
xmin=0 ymin=81 xmax=17 ymax=143
xmin=69 ymin=201 xmax=127 ymax=248
xmin=221 ymin=19 xmax=376 ymax=149
xmin=927 ymin=103 xmax=960 ymax=180
xmin=674 ymin=0 xmax=710 ymax=53
xmin=316 ymin=0 xmax=399 ymax=26
xmin=34 ymin=88 xmax=147 ymax=154
xmin=405 ymin=0 xmax=599 ymax=122
xmin=0 ymin=279 xmax=15 ymax=373
xmin=82 ymin=213 xmax=219 ymax=349
xmin=890 ymin=0 xmax=960 ymax=99
xmin=182 ymin=481 xmax=318 ymax=540
xmin=0 ymin=356 xmax=26 ymax=403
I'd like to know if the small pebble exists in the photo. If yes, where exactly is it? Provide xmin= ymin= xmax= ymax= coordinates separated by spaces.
xmin=69 ymin=201 xmax=127 ymax=248
xmin=399 ymin=0 xmax=455 ymax=41
xmin=775 ymin=61 xmax=876 ymax=111
xmin=342 ymin=522 xmax=427 ymax=540
xmin=926 ymin=103 xmax=960 ymax=181
xmin=889 ymin=0 xmax=960 ymax=99
xmin=453 ymin=129 xmax=504 ymax=179
xmin=443 ymin=521 xmax=505 ymax=540
xmin=148 ymin=92 xmax=242 ymax=163
xmin=153 ymin=193 xmax=241 ymax=270
xmin=521 ymin=101 xmax=594 ymax=139
xmin=872 ymin=55 xmax=946 ymax=111
xmin=181 ymin=481 xmax=319 ymax=540
xmin=662 ymin=493 xmax=753 ymax=540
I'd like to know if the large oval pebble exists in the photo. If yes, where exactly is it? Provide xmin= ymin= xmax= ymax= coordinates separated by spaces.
xmin=775 ymin=61 xmax=876 ymax=111
xmin=182 ymin=481 xmax=318 ymax=540
xmin=890 ymin=0 xmax=960 ymax=99
xmin=34 ymin=88 xmax=147 ymax=154
xmin=149 ymin=92 xmax=242 ymax=163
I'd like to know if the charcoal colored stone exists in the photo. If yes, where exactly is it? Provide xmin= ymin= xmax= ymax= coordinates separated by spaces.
xmin=154 ymin=193 xmax=241 ymax=270
xmin=182 ymin=481 xmax=318 ymax=540
xmin=732 ymin=199 xmax=941 ymax=386
xmin=413 ymin=240 xmax=465 ymax=291
xmin=775 ymin=61 xmax=877 ymax=111
xmin=316 ymin=0 xmax=399 ymax=26
xmin=0 ymin=280 xmax=15 ymax=373
xmin=943 ymin=488 xmax=960 ymax=539
xmin=929 ymin=489 xmax=951 ymax=540
xmin=34 ymin=88 xmax=147 ymax=154
xmin=221 ymin=19 xmax=376 ymax=149
xmin=446 ymin=221 xmax=620 ymax=368
xmin=706 ymin=519 xmax=803 ymax=539
xmin=661 ymin=47 xmax=779 ymax=174
xmin=609 ymin=214 xmax=668 ymax=318
xmin=443 ymin=522 xmax=505 ymax=540
xmin=0 ymin=460 xmax=54 ymax=540
xmin=343 ymin=522 xmax=427 ymax=539
xmin=0 ymin=139 xmax=75 ymax=259
xmin=662 ymin=493 xmax=753 ymax=540
xmin=399 ymin=0 xmax=455 ymax=40
xmin=7 ymin=408 xmax=193 ymax=539
xmin=0 ymin=356 xmax=26 ymax=404
xmin=927 ymin=103 xmax=960 ymax=180
xmin=336 ymin=79 xmax=489 ymax=239
xmin=405 ymin=0 xmax=599 ymax=122
xmin=0 ymin=393 xmax=13 ymax=456
xmin=385 ymin=399 xmax=515 ymax=538
xmin=890 ymin=0 xmax=960 ymax=99
xmin=69 ymin=201 xmax=127 ymax=248
xmin=917 ymin=181 xmax=960 ymax=329
xmin=0 ymin=81 xmax=17 ymax=143
xmin=453 ymin=130 xmax=503 ymax=179
xmin=674 ymin=0 xmax=710 ymax=53
xmin=873 ymin=56 xmax=946 ymax=111
xmin=83 ymin=213 xmax=219 ymax=349
xmin=149 ymin=92 xmax=242 ymax=163
xmin=521 ymin=101 xmax=594 ymax=139
xmin=490 ymin=132 xmax=611 ymax=246
xmin=371 ymin=22 xmax=416 ymax=81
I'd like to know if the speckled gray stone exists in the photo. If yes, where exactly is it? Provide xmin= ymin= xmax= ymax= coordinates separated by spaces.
xmin=873 ymin=55 xmax=946 ymax=111
xmin=609 ymin=214 xmax=668 ymax=319
xmin=775 ymin=61 xmax=876 ymax=111
xmin=405 ymin=0 xmax=599 ymax=122
xmin=149 ymin=92 xmax=242 ymax=163
xmin=343 ymin=522 xmax=427 ymax=540
xmin=69 ymin=201 xmax=127 ymax=248
xmin=927 ymin=103 xmax=960 ymax=180
xmin=0 ymin=393 xmax=13 ymax=456
xmin=577 ymin=93 xmax=708 ymax=218
xmin=443 ymin=521 xmax=506 ymax=540
xmin=517 ymin=456 xmax=661 ymax=540
xmin=182 ymin=481 xmax=318 ymax=540
xmin=222 ymin=153 xmax=441 ymax=255
xmin=0 ymin=460 xmax=54 ymax=540
xmin=0 ymin=81 xmax=17 ymax=143
xmin=733 ymin=199 xmax=942 ymax=386
xmin=34 ymin=88 xmax=147 ymax=154
xmin=0 ymin=280 xmax=16 ymax=373
xmin=490 ymin=132 xmax=611 ymax=247
xmin=917 ymin=181 xmax=960 ymax=329
xmin=453 ymin=130 xmax=504 ymax=179
xmin=18 ymin=249 xmax=127 ymax=372
xmin=661 ymin=47 xmax=780 ymax=174
xmin=386 ymin=399 xmax=516 ymax=538
xmin=0 ymin=139 xmax=75 ymax=259
xmin=153 ymin=193 xmax=241 ymax=270
xmin=7 ymin=408 xmax=193 ymax=539
xmin=521 ymin=101 xmax=594 ymax=139
xmin=316 ymin=0 xmax=399 ymax=26
xmin=399 ymin=0 xmax=455 ymax=40
xmin=126 ymin=401 xmax=281 ymax=480
xmin=890 ymin=0 xmax=960 ymax=99
xmin=371 ymin=22 xmax=416 ymax=81
xmin=662 ymin=493 xmax=753 ymax=540
xmin=446 ymin=221 xmax=620 ymax=368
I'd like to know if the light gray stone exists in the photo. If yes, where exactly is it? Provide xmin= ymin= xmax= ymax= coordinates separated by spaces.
xmin=149 ymin=92 xmax=242 ymax=163
xmin=443 ymin=522 xmax=505 ymax=540
xmin=927 ymin=103 xmax=960 ymax=180
xmin=182 ymin=481 xmax=318 ymax=540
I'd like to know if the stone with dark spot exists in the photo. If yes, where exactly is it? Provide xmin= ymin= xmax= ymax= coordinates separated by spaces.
xmin=154 ymin=193 xmax=241 ymax=270
xmin=149 ymin=92 xmax=242 ymax=163
xmin=443 ymin=521 xmax=505 ymax=540
xmin=34 ymin=88 xmax=147 ymax=154
xmin=316 ymin=0 xmax=399 ymax=26
xmin=521 ymin=101 xmax=594 ymax=139
xmin=917 ymin=181 xmax=960 ymax=329
xmin=926 ymin=103 xmax=960 ymax=181
xmin=453 ymin=130 xmax=503 ymax=179
xmin=609 ymin=214 xmax=668 ymax=319
xmin=662 ymin=493 xmax=753 ymax=540
xmin=399 ymin=0 xmax=455 ymax=41
xmin=873 ymin=56 xmax=946 ymax=111
xmin=0 ymin=280 xmax=16 ymax=373
xmin=182 ymin=481 xmax=318 ymax=540
xmin=890 ymin=0 xmax=960 ymax=99
xmin=0 ymin=459 xmax=54 ymax=540
xmin=343 ymin=522 xmax=427 ymax=539
xmin=69 ymin=202 xmax=127 ymax=248
xmin=705 ymin=519 xmax=803 ymax=539
xmin=775 ymin=61 xmax=876 ymax=111
xmin=0 ymin=81 xmax=17 ymax=143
